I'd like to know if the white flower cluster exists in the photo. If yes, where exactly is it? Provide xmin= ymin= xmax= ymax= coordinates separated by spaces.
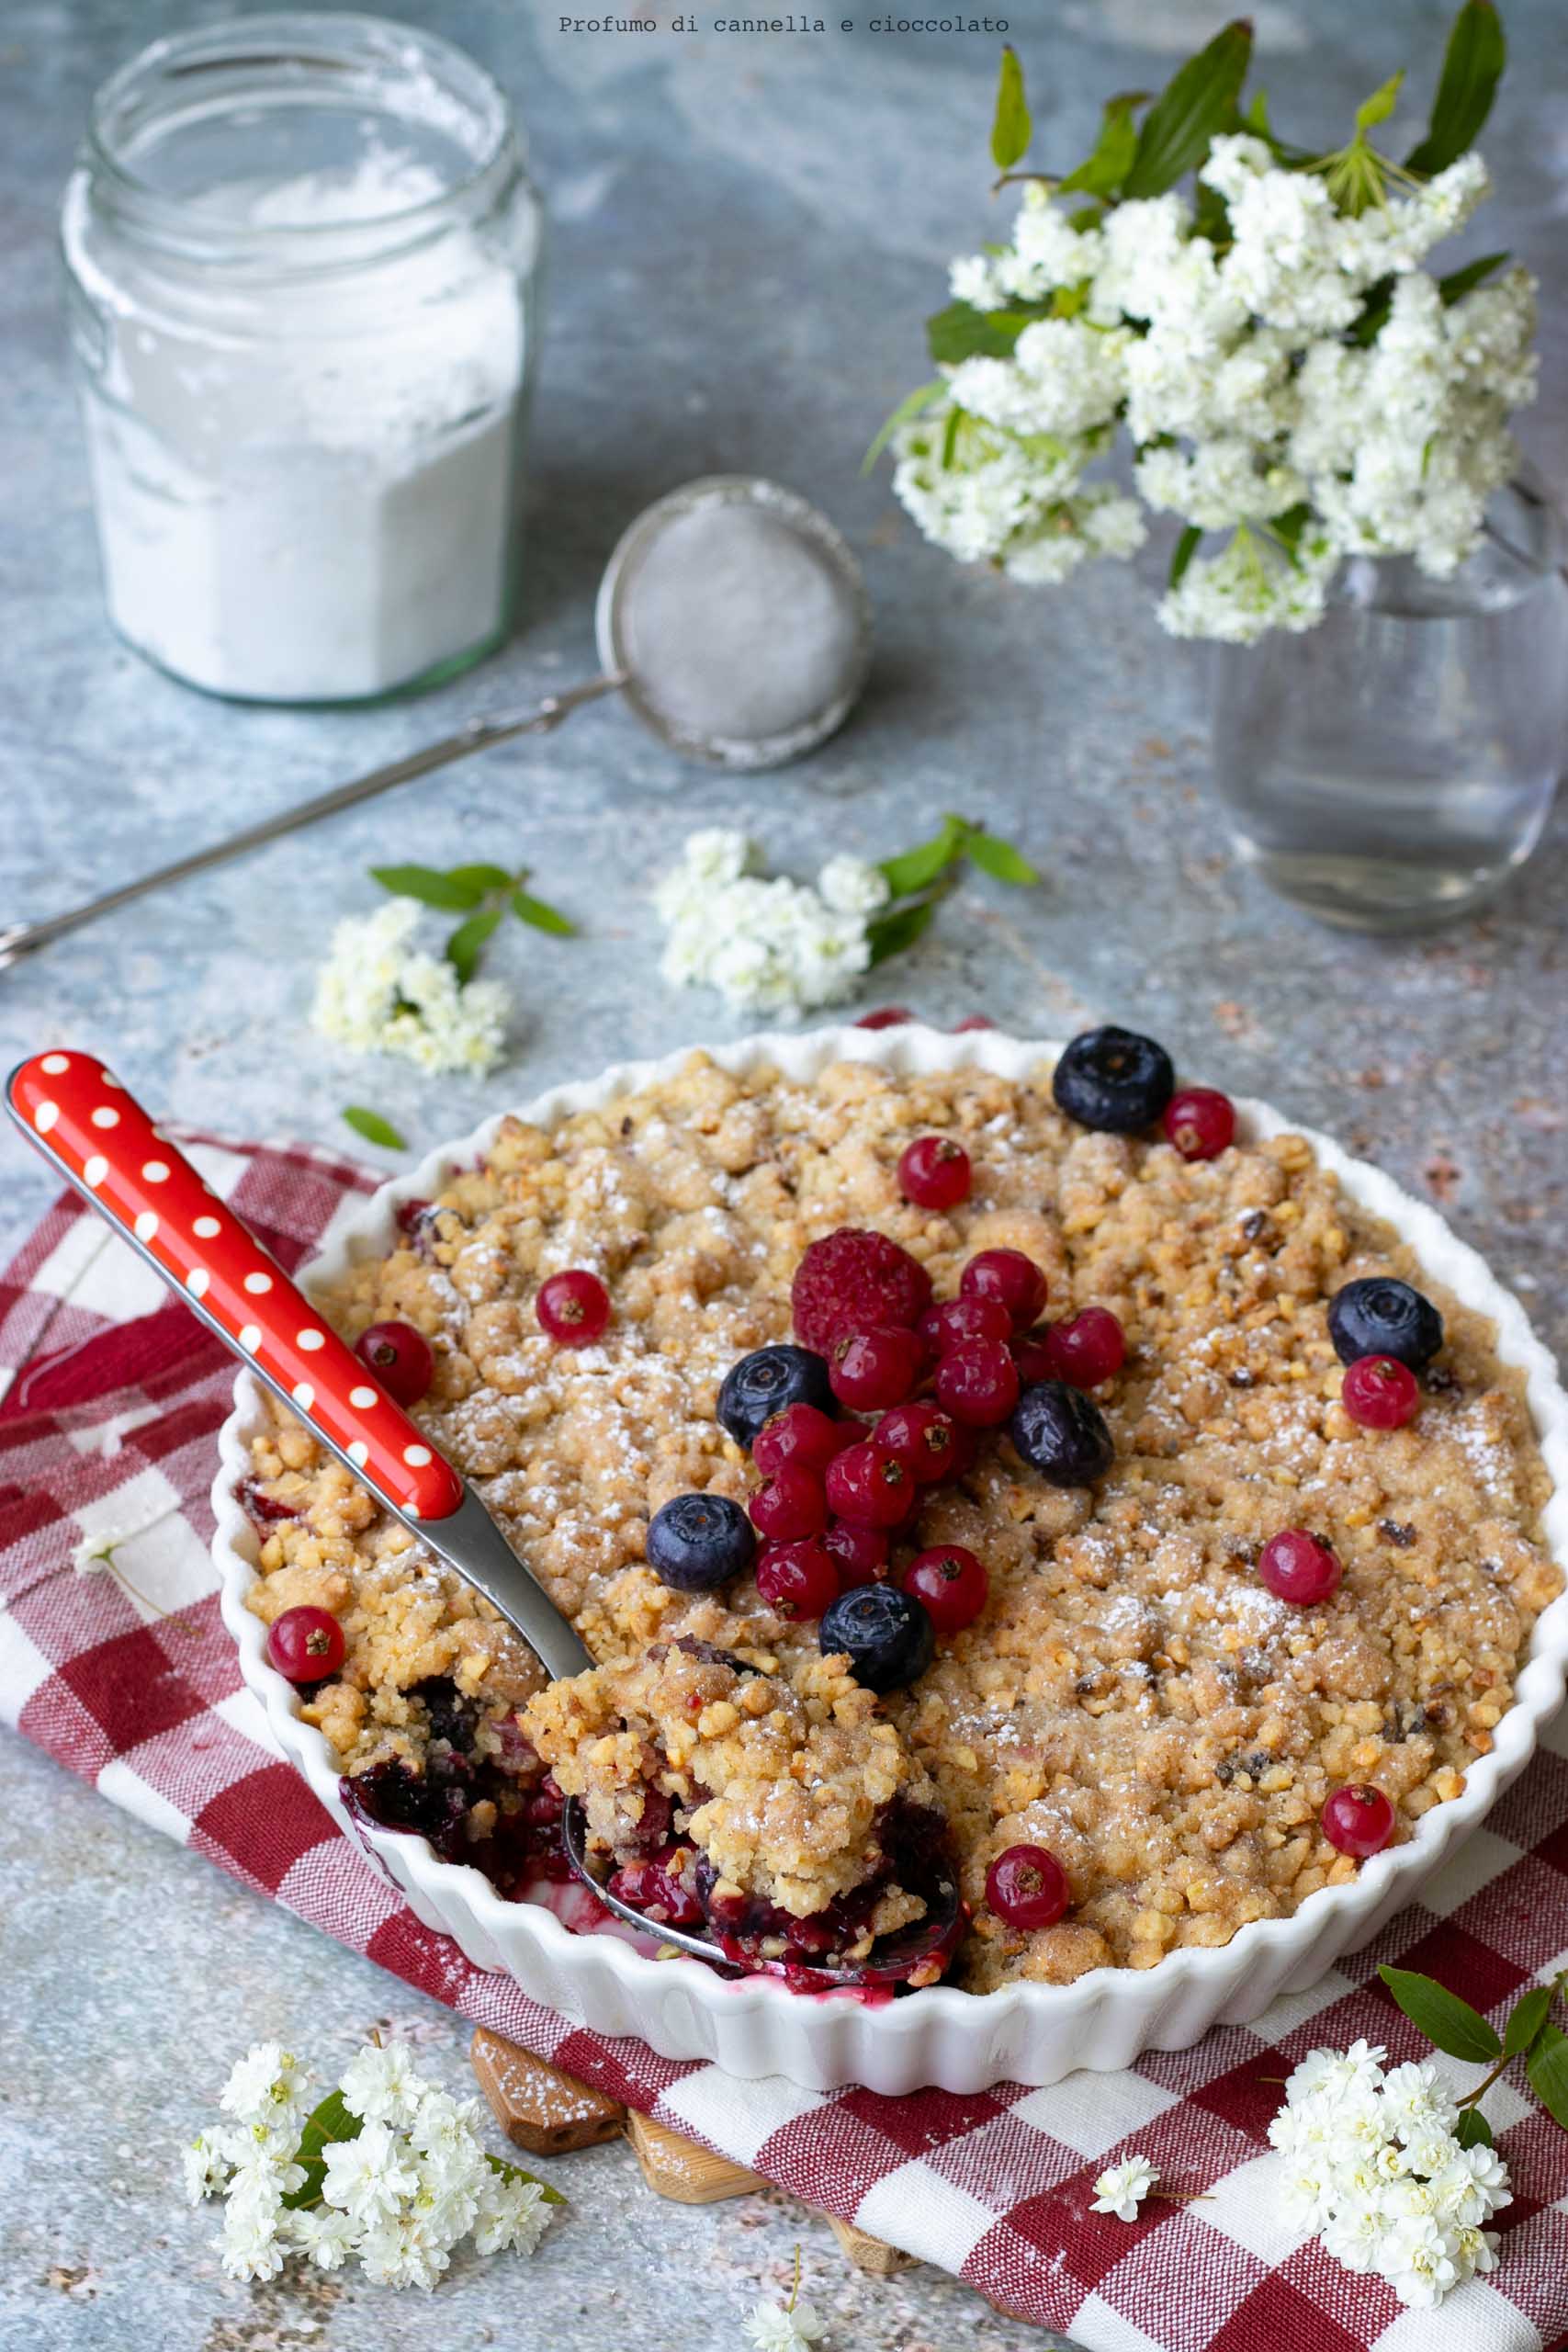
xmin=653 ymin=827 xmax=890 ymax=1018
xmin=185 ymin=2039 xmax=554 ymax=2290
xmin=1268 ymin=2039 xmax=1510 ymax=2306
xmin=897 ymin=138 xmax=1536 ymax=640
xmin=743 ymin=2292 xmax=827 ymax=2350
xmin=1090 ymin=2153 xmax=1160 ymax=2220
xmin=311 ymin=898 xmax=510 ymax=1077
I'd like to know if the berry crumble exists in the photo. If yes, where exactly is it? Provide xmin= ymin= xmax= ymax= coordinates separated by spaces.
xmin=241 ymin=1042 xmax=1560 ymax=1993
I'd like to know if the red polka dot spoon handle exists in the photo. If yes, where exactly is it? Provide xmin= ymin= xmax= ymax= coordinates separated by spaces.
xmin=5 ymin=1051 xmax=594 ymax=1681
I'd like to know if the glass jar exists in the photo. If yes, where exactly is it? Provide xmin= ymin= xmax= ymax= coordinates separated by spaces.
xmin=61 ymin=14 xmax=544 ymax=705
xmin=1208 ymin=481 xmax=1568 ymax=932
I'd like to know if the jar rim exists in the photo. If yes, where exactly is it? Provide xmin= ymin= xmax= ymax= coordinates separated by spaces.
xmin=83 ymin=10 xmax=518 ymax=262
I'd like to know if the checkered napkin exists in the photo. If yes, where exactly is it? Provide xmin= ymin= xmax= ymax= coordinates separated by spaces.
xmin=3 ymin=1136 xmax=1566 ymax=2352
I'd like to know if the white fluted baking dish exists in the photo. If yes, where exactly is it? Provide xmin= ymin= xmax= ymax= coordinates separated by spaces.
xmin=213 ymin=1024 xmax=1568 ymax=2094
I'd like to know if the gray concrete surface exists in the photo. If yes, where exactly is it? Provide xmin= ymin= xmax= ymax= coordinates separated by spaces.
xmin=2 ymin=2 xmax=1565 ymax=2346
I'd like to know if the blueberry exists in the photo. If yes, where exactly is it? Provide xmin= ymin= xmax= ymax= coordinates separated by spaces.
xmin=646 ymin=1492 xmax=757 ymax=1591
xmin=819 ymin=1584 xmax=934 ymax=1694
xmin=716 ymin=1344 xmax=836 ymax=1448
xmin=1010 ymin=1381 xmax=1115 ymax=1486
xmin=1052 ymin=1026 xmax=1175 ymax=1134
xmin=1327 ymin=1278 xmax=1444 ymax=1373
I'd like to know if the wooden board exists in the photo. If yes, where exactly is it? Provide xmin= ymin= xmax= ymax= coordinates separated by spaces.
xmin=469 ymin=2028 xmax=626 ymax=2155
xmin=626 ymin=2109 xmax=763 ymax=2203
xmin=826 ymin=2213 xmax=916 ymax=2277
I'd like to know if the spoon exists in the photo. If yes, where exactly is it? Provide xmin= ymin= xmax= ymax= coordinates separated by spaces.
xmin=0 ymin=477 xmax=872 ymax=974
xmin=5 ymin=1048 xmax=957 ymax=1989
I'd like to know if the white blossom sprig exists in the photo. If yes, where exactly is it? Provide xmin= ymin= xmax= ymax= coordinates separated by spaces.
xmin=1259 ymin=1964 xmax=1568 ymax=2307
xmin=879 ymin=6 xmax=1535 ymax=643
xmin=652 ymin=816 xmax=1036 ymax=1021
xmin=184 ymin=2036 xmax=562 ymax=2290
xmin=743 ymin=2248 xmax=828 ymax=2350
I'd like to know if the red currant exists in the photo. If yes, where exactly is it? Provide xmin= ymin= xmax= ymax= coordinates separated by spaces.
xmin=904 ymin=1544 xmax=988 ymax=1634
xmin=919 ymin=1295 xmax=1012 ymax=1355
xmin=536 ymin=1269 xmax=612 ymax=1346
xmin=855 ymin=1006 xmax=915 ymax=1030
xmin=824 ymin=1519 xmax=891 ymax=1587
xmin=872 ymin=1400 xmax=962 ymax=1485
xmin=1341 ymin=1355 xmax=1420 ymax=1430
xmin=897 ymin=1135 xmax=973 ymax=1212
xmin=266 ymin=1605 xmax=345 ymax=1683
xmin=829 ymin=1326 xmax=924 ymax=1412
xmin=1040 ymin=1306 xmax=1126 ymax=1389
xmin=1321 ymin=1783 xmax=1395 ymax=1858
xmin=354 ymin=1319 xmax=434 ymax=1407
xmin=1258 ymin=1528 xmax=1342 ymax=1606
xmin=986 ymin=1843 xmax=1070 ymax=1929
xmin=961 ymin=1248 xmax=1047 ymax=1329
xmin=749 ymin=1464 xmax=829 ymax=1543
xmin=1163 ymin=1087 xmax=1236 ymax=1161
xmin=935 ymin=1340 xmax=1020 ymax=1428
xmin=753 ymin=1402 xmax=854 ymax=1478
xmin=825 ymin=1442 xmax=916 ymax=1529
xmin=756 ymin=1539 xmax=840 ymax=1620
xmin=608 ymin=1853 xmax=705 ymax=1928
xmin=951 ymin=1013 xmax=995 ymax=1032
xmin=1010 ymin=1328 xmax=1055 ymax=1385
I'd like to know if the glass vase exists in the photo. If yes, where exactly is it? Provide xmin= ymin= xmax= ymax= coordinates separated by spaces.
xmin=1208 ymin=482 xmax=1568 ymax=932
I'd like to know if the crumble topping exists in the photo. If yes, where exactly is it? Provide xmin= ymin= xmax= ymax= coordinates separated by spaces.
xmin=242 ymin=1051 xmax=1560 ymax=1992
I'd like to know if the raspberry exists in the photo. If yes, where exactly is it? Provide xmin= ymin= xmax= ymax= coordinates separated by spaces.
xmin=536 ymin=1269 xmax=611 ymax=1346
xmin=824 ymin=1519 xmax=890 ymax=1587
xmin=1321 ymin=1783 xmax=1395 ymax=1858
xmin=753 ymin=1402 xmax=853 ymax=1477
xmin=1341 ymin=1355 xmax=1420 ymax=1430
xmin=986 ymin=1843 xmax=1069 ymax=1929
xmin=961 ymin=1248 xmax=1047 ymax=1330
xmin=791 ymin=1227 xmax=932 ymax=1354
xmin=829 ymin=1326 xmax=923 ymax=1411
xmin=1039 ymin=1306 xmax=1125 ymax=1389
xmin=872 ymin=1400 xmax=961 ymax=1484
xmin=904 ymin=1544 xmax=987 ymax=1634
xmin=897 ymin=1135 xmax=972 ymax=1212
xmin=1258 ymin=1528 xmax=1341 ymax=1606
xmin=825 ymin=1442 xmax=915 ymax=1528
xmin=756 ymin=1539 xmax=840 ymax=1620
xmin=354 ymin=1319 xmax=434 ymax=1406
xmin=1163 ymin=1086 xmax=1236 ymax=1161
xmin=749 ymin=1464 xmax=829 ymax=1543
xmin=919 ymin=1295 xmax=1012 ymax=1355
xmin=266 ymin=1605 xmax=345 ymax=1683
xmin=935 ymin=1340 xmax=1020 ymax=1428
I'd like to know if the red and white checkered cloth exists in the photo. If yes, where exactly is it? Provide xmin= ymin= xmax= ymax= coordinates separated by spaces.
xmin=3 ymin=1135 xmax=1566 ymax=2350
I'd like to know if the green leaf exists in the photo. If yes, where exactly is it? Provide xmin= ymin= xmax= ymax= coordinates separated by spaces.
xmin=485 ymin=2151 xmax=567 ymax=2207
xmin=925 ymin=300 xmax=1047 ymax=365
xmin=865 ymin=897 xmax=938 ymax=967
xmin=1058 ymin=93 xmax=1146 ymax=198
xmin=342 ymin=1105 xmax=408 ymax=1151
xmin=444 ymin=863 xmax=515 ymax=894
xmin=941 ymin=404 xmax=962 ymax=469
xmin=1356 ymin=71 xmax=1404 ymax=136
xmin=446 ymin=904 xmax=502 ymax=984
xmin=1122 ymin=19 xmax=1254 ymax=200
xmin=990 ymin=45 xmax=1032 ymax=172
xmin=1454 ymin=2107 xmax=1495 ymax=2149
xmin=368 ymin=863 xmax=488 ymax=911
xmin=1527 ymin=2024 xmax=1568 ymax=2132
xmin=280 ymin=2089 xmax=363 ymax=2210
xmin=964 ymin=828 xmax=1040 ymax=886
xmin=1405 ymin=0 xmax=1506 ymax=176
xmin=863 ymin=380 xmax=946 ymax=473
xmin=1378 ymin=1965 xmax=1502 ymax=2063
xmin=878 ymin=818 xmax=968 ymax=899
xmin=1243 ymin=88 xmax=1271 ymax=135
xmin=1347 ymin=275 xmax=1398 ymax=347
xmin=1439 ymin=250 xmax=1509 ymax=303
xmin=1169 ymin=524 xmax=1202 ymax=589
xmin=1504 ymin=1982 xmax=1557 ymax=2059
xmin=510 ymin=888 xmax=578 ymax=937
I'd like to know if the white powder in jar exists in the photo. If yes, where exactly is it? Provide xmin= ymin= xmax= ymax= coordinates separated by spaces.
xmin=62 ymin=149 xmax=530 ymax=702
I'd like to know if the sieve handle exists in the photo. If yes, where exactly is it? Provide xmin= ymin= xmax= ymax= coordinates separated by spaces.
xmin=0 ymin=671 xmax=626 ymax=973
